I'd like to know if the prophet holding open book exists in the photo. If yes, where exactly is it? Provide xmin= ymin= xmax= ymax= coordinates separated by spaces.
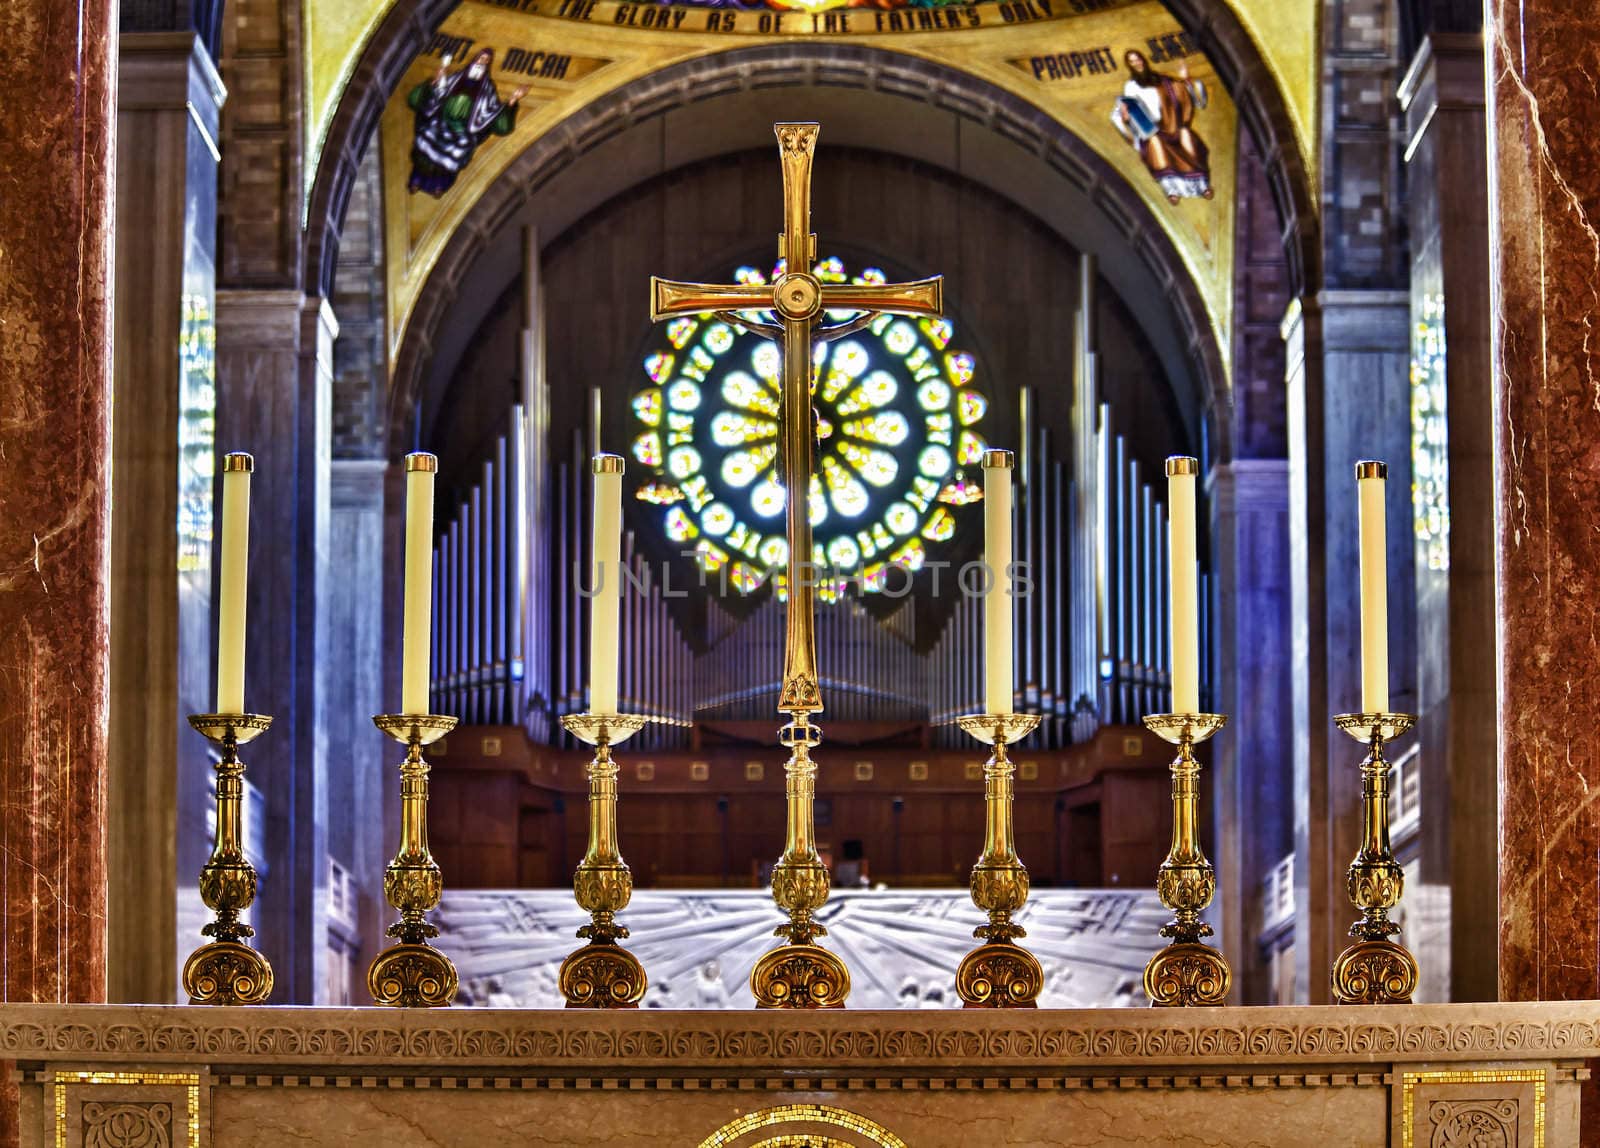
xmin=1111 ymin=50 xmax=1213 ymax=204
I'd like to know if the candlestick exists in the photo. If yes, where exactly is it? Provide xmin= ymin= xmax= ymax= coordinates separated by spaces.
xmin=1357 ymin=461 xmax=1389 ymax=713
xmin=216 ymin=452 xmax=252 ymax=714
xmin=401 ymin=453 xmax=437 ymax=716
xmin=558 ymin=711 xmax=650 ymax=1008
xmin=1141 ymin=711 xmax=1231 ymax=1006
xmin=982 ymin=449 xmax=1014 ymax=716
xmin=183 ymin=712 xmax=274 ymax=1004
xmin=1166 ymin=456 xmax=1199 ymax=715
xmin=954 ymin=710 xmax=1044 ymax=1008
xmin=1330 ymin=711 xmax=1419 ymax=1003
xmin=589 ymin=455 xmax=624 ymax=715
xmin=368 ymin=713 xmax=459 ymax=1007
xmin=750 ymin=712 xmax=851 ymax=1009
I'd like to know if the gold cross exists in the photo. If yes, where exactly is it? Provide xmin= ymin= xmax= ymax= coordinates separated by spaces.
xmin=649 ymin=123 xmax=943 ymax=715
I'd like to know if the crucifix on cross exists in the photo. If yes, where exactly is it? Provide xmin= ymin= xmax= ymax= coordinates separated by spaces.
xmin=648 ymin=122 xmax=944 ymax=718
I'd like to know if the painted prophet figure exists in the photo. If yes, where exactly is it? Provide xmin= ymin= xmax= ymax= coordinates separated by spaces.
xmin=1111 ymin=50 xmax=1213 ymax=204
xmin=407 ymin=49 xmax=527 ymax=197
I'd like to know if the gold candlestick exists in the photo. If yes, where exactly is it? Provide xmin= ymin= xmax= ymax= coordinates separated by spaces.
xmin=368 ymin=713 xmax=458 ymax=1007
xmin=750 ymin=713 xmax=850 ymax=1008
xmin=558 ymin=712 xmax=649 ymax=1008
xmin=1331 ymin=712 xmax=1419 ymax=1004
xmin=183 ymin=713 xmax=274 ymax=1004
xmin=1141 ymin=712 xmax=1232 ymax=1006
xmin=954 ymin=712 xmax=1044 ymax=1008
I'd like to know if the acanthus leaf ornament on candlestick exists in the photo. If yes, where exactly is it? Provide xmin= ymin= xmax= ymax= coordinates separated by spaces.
xmin=648 ymin=121 xmax=942 ymax=1009
xmin=559 ymin=712 xmax=649 ymax=1008
xmin=183 ymin=713 xmax=274 ymax=1004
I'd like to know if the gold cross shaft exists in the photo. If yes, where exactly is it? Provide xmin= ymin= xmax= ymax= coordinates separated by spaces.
xmin=648 ymin=122 xmax=943 ymax=716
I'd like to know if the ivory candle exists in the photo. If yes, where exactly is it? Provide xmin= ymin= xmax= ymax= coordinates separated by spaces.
xmin=983 ymin=449 xmax=1015 ymax=716
xmin=401 ymin=452 xmax=438 ymax=716
xmin=1166 ymin=456 xmax=1200 ymax=715
xmin=589 ymin=454 xmax=624 ymax=715
xmin=216 ymin=452 xmax=253 ymax=714
xmin=1357 ymin=460 xmax=1389 ymax=714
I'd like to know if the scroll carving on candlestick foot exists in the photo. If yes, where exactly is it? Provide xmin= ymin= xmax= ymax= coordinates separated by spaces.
xmin=1331 ymin=712 xmax=1418 ymax=1005
xmin=183 ymin=940 xmax=273 ymax=1006
xmin=750 ymin=944 xmax=850 ymax=1009
xmin=558 ymin=713 xmax=650 ymax=1009
xmin=368 ymin=714 xmax=458 ymax=1008
xmin=956 ymin=942 xmax=1044 ymax=1008
xmin=559 ymin=943 xmax=647 ymax=1008
xmin=954 ymin=713 xmax=1044 ymax=1008
xmin=1141 ymin=713 xmax=1232 ymax=1007
xmin=1143 ymin=941 xmax=1231 ymax=1007
xmin=1332 ymin=938 xmax=1419 ymax=1005
xmin=368 ymin=944 xmax=459 ymax=1008
xmin=184 ymin=714 xmax=275 ymax=1004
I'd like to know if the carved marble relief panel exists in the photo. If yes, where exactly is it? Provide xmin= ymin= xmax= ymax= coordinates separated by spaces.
xmin=50 ymin=1070 xmax=206 ymax=1148
xmin=1396 ymin=1069 xmax=1548 ymax=1148
xmin=434 ymin=887 xmax=1168 ymax=1009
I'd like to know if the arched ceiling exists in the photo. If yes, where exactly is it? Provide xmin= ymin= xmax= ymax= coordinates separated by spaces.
xmin=377 ymin=0 xmax=1241 ymax=377
xmin=391 ymin=47 xmax=1224 ymax=457
xmin=302 ymin=0 xmax=1317 ymax=233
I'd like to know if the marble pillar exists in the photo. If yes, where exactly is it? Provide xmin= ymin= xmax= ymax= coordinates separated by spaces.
xmin=213 ymin=292 xmax=335 ymax=1003
xmin=1487 ymin=0 xmax=1600 ymax=1004
xmin=1209 ymin=461 xmax=1292 ymax=1004
xmin=1399 ymin=33 xmax=1498 ymax=1004
xmin=1285 ymin=293 xmax=1417 ymax=1004
xmin=327 ymin=461 xmax=391 ymax=1003
xmin=109 ymin=31 xmax=228 ymax=1005
xmin=0 ymin=0 xmax=116 ymax=1004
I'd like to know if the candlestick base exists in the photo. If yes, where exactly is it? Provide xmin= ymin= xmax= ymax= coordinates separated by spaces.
xmin=183 ymin=941 xmax=274 ymax=1006
xmin=184 ymin=713 xmax=275 ymax=1005
xmin=954 ymin=712 xmax=1044 ymax=1008
xmin=1141 ymin=713 xmax=1232 ymax=1007
xmin=955 ymin=942 xmax=1043 ymax=1008
xmin=558 ymin=712 xmax=650 ymax=1009
xmin=368 ymin=714 xmax=458 ymax=1008
xmin=1143 ymin=941 xmax=1231 ymax=1007
xmin=1330 ymin=712 xmax=1419 ymax=1005
xmin=558 ymin=943 xmax=647 ymax=1009
xmin=750 ymin=944 xmax=851 ymax=1009
xmin=368 ymin=944 xmax=459 ymax=1008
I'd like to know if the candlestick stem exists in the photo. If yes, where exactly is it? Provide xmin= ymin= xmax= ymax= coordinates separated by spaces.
xmin=558 ymin=712 xmax=649 ymax=1008
xmin=954 ymin=712 xmax=1043 ymax=1007
xmin=183 ymin=713 xmax=274 ymax=1004
xmin=1141 ymin=712 xmax=1232 ymax=1006
xmin=1331 ymin=711 xmax=1419 ymax=1004
xmin=368 ymin=713 xmax=458 ymax=1007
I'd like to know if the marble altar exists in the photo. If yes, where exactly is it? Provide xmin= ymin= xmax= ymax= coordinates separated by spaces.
xmin=4 ymin=1001 xmax=1593 ymax=1146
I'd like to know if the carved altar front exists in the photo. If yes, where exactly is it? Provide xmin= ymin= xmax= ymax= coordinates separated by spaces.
xmin=5 ymin=1001 xmax=1592 ymax=1146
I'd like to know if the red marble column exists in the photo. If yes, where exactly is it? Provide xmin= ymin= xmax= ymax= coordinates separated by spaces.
xmin=0 ymin=0 xmax=116 ymax=1003
xmin=1490 ymin=0 xmax=1600 ymax=1035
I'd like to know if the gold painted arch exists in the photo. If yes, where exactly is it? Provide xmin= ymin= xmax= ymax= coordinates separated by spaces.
xmin=697 ymin=1103 xmax=908 ymax=1148
xmin=378 ymin=0 xmax=1241 ymax=378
